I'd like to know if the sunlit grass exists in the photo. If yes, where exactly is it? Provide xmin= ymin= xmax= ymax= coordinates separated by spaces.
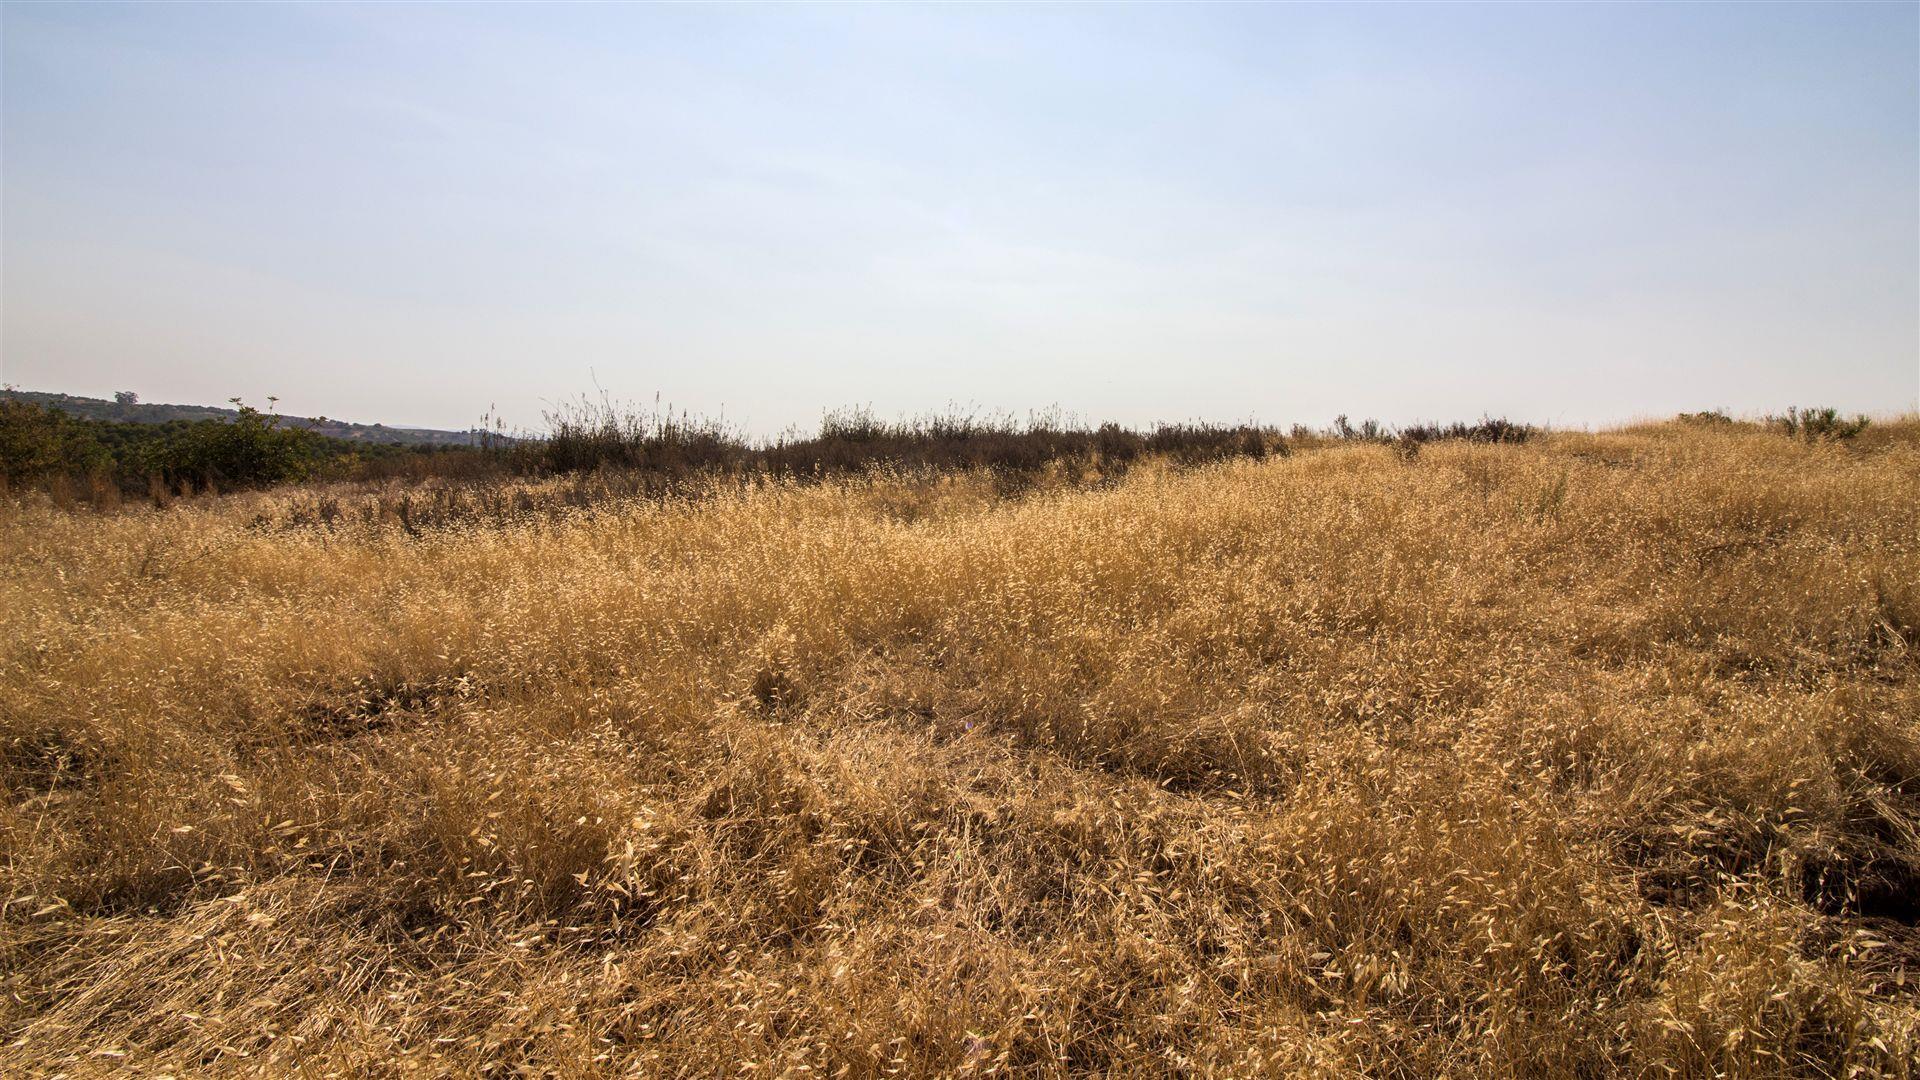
xmin=2 ymin=420 xmax=1916 ymax=1076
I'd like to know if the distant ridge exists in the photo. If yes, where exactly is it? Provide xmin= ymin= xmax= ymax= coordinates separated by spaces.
xmin=2 ymin=389 xmax=493 ymax=447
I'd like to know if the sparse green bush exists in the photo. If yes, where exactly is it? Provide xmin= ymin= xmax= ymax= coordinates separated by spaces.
xmin=1769 ymin=406 xmax=1870 ymax=442
xmin=1677 ymin=409 xmax=1734 ymax=426
xmin=1332 ymin=414 xmax=1389 ymax=441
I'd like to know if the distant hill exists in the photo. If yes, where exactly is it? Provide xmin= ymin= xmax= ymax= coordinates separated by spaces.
xmin=2 ymin=390 xmax=497 ymax=447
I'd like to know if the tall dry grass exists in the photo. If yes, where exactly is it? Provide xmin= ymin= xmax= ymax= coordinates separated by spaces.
xmin=1 ymin=420 xmax=1916 ymax=1077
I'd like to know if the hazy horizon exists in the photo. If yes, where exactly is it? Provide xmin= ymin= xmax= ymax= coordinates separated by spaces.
xmin=4 ymin=2 xmax=1916 ymax=435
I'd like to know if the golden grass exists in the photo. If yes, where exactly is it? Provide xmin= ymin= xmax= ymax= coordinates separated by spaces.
xmin=2 ymin=421 xmax=1917 ymax=1077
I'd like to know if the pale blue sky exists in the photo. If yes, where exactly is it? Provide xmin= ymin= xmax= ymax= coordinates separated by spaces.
xmin=3 ymin=2 xmax=1915 ymax=434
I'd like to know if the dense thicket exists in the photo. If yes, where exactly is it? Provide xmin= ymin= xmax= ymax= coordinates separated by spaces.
xmin=0 ymin=397 xmax=462 ymax=496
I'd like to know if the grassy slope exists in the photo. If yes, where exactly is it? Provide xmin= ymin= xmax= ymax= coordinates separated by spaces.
xmin=1 ymin=422 xmax=1916 ymax=1077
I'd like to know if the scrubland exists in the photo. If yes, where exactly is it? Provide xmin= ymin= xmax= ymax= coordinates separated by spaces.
xmin=2 ymin=419 xmax=1917 ymax=1077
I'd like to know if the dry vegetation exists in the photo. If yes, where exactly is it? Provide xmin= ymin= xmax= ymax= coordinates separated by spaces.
xmin=2 ymin=418 xmax=1917 ymax=1077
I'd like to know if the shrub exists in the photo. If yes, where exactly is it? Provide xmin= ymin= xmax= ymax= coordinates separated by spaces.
xmin=0 ymin=397 xmax=110 ymax=487
xmin=1396 ymin=416 xmax=1534 ymax=446
xmin=1677 ymin=409 xmax=1734 ymax=426
xmin=137 ymin=401 xmax=329 ymax=489
xmin=1332 ymin=414 xmax=1389 ymax=442
xmin=537 ymin=396 xmax=744 ymax=475
xmin=1145 ymin=421 xmax=1273 ymax=466
xmin=1323 ymin=415 xmax=1533 ymax=452
xmin=1769 ymin=406 xmax=1870 ymax=443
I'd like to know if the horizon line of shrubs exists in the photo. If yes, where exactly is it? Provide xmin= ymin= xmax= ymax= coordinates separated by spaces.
xmin=11 ymin=391 xmax=1866 ymax=504
xmin=523 ymin=399 xmax=1547 ymax=481
xmin=0 ymin=397 xmax=464 ymax=499
xmin=2 ymin=393 xmax=1551 ymax=501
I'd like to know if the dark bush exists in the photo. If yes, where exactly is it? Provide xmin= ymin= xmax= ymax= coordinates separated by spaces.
xmin=0 ymin=398 xmax=109 ymax=487
xmin=1395 ymin=416 xmax=1534 ymax=446
xmin=1332 ymin=415 xmax=1389 ymax=442
xmin=1145 ymin=422 xmax=1273 ymax=466
xmin=137 ymin=402 xmax=330 ymax=488
xmin=1318 ymin=414 xmax=1532 ymax=450
xmin=537 ymin=396 xmax=744 ymax=476
xmin=1768 ymin=406 xmax=1869 ymax=443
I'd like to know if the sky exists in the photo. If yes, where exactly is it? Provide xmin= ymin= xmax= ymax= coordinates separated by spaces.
xmin=2 ymin=2 xmax=1916 ymax=435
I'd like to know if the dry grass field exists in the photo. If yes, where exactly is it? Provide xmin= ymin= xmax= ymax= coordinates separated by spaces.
xmin=2 ymin=419 xmax=1917 ymax=1077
